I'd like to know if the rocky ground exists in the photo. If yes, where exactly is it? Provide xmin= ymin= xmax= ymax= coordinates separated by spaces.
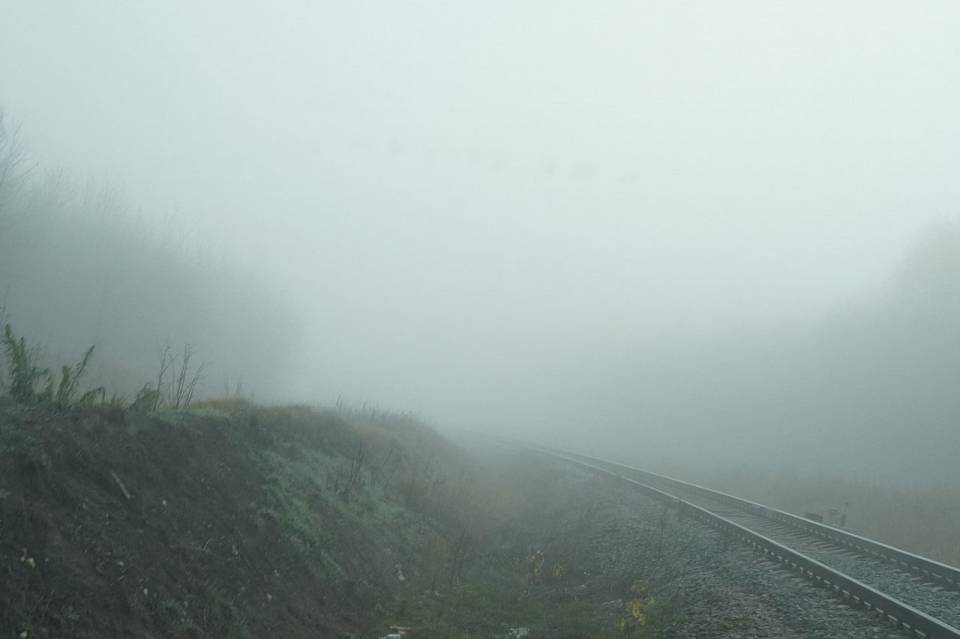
xmin=483 ymin=448 xmax=915 ymax=638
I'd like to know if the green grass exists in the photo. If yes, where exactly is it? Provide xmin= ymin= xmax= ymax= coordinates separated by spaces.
xmin=2 ymin=322 xmax=102 ymax=407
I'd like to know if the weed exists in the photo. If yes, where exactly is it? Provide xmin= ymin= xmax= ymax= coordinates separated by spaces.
xmin=145 ymin=342 xmax=205 ymax=411
xmin=130 ymin=383 xmax=161 ymax=413
xmin=53 ymin=344 xmax=99 ymax=407
xmin=2 ymin=322 xmax=101 ymax=407
xmin=3 ymin=323 xmax=50 ymax=403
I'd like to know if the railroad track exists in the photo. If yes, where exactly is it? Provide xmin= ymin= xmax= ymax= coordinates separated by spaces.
xmin=510 ymin=442 xmax=960 ymax=639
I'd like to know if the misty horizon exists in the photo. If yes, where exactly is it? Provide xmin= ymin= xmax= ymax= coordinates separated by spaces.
xmin=3 ymin=1 xmax=960 ymax=483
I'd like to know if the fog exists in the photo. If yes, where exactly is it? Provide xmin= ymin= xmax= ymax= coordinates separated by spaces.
xmin=2 ymin=2 xmax=959 ymax=481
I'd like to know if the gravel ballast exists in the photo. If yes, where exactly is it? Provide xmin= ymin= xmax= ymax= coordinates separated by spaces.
xmin=525 ymin=454 xmax=916 ymax=638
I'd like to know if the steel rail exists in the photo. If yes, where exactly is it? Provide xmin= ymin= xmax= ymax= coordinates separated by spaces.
xmin=550 ymin=448 xmax=960 ymax=590
xmin=513 ymin=443 xmax=960 ymax=639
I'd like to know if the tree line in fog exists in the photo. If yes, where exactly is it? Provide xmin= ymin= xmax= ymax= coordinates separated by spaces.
xmin=0 ymin=111 xmax=301 ymax=403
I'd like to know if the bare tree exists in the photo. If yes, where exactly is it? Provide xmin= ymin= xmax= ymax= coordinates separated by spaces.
xmin=0 ymin=112 xmax=32 ymax=215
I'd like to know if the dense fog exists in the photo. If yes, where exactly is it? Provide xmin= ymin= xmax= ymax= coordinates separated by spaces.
xmin=0 ymin=133 xmax=302 ymax=399
xmin=2 ymin=2 xmax=959 ymax=481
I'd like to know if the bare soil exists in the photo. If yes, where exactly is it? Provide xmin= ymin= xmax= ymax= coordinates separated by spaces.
xmin=0 ymin=402 xmax=410 ymax=638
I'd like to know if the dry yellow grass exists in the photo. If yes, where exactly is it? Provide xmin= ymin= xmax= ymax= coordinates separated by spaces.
xmin=634 ymin=461 xmax=960 ymax=567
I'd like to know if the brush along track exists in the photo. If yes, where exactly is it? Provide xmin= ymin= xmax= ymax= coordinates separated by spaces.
xmin=518 ymin=444 xmax=960 ymax=639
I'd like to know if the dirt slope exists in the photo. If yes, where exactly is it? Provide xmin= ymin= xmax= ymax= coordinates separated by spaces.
xmin=4 ymin=401 xmax=895 ymax=639
xmin=0 ymin=401 xmax=460 ymax=638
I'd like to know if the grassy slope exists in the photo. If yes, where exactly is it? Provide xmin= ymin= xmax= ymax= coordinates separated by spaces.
xmin=0 ymin=400 xmax=509 ymax=637
xmin=1 ymin=400 xmax=673 ymax=639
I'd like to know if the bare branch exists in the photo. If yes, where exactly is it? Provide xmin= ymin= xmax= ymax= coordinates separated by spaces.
xmin=0 ymin=113 xmax=33 ymax=213
xmin=183 ymin=360 xmax=205 ymax=408
xmin=156 ymin=343 xmax=172 ymax=409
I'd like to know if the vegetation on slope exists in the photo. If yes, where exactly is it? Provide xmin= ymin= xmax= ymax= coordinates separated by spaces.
xmin=0 ymin=398 xmax=682 ymax=638
xmin=0 ymin=317 xmax=678 ymax=637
